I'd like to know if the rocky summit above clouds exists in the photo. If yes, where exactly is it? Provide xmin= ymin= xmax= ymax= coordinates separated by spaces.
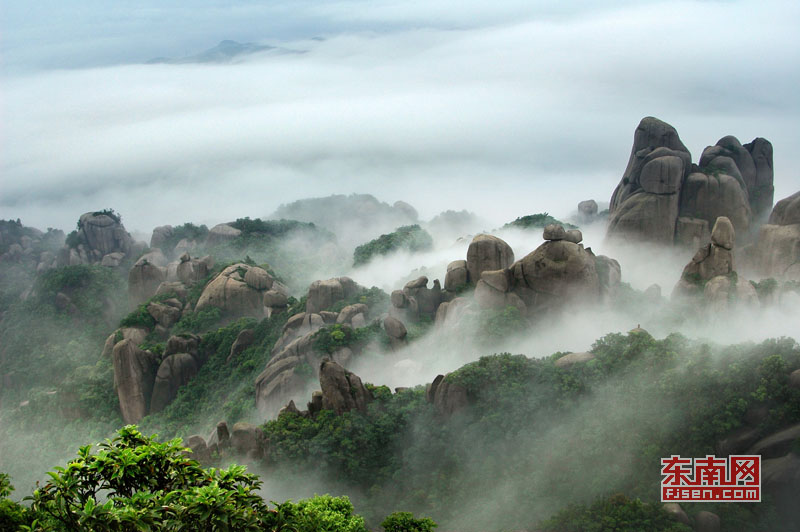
xmin=607 ymin=117 xmax=774 ymax=247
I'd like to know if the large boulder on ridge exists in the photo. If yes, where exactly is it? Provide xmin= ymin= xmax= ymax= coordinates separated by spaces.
xmin=466 ymin=234 xmax=514 ymax=285
xmin=319 ymin=359 xmax=372 ymax=415
xmin=305 ymin=277 xmax=359 ymax=314
xmin=77 ymin=212 xmax=134 ymax=258
xmin=195 ymin=263 xmax=273 ymax=318
xmin=510 ymin=238 xmax=601 ymax=314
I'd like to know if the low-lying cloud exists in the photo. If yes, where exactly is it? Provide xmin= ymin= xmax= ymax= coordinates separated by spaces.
xmin=1 ymin=0 xmax=799 ymax=235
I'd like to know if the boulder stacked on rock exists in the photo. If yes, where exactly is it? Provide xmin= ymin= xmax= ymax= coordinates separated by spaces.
xmin=672 ymin=216 xmax=758 ymax=310
xmin=274 ymin=360 xmax=373 ymax=422
xmin=606 ymin=117 xmax=774 ymax=246
xmin=747 ymin=191 xmax=800 ymax=281
xmin=467 ymin=225 xmax=618 ymax=317
xmin=57 ymin=211 xmax=146 ymax=268
xmin=466 ymin=234 xmax=515 ymax=285
xmin=194 ymin=263 xmax=287 ymax=319
xmin=390 ymin=276 xmax=443 ymax=324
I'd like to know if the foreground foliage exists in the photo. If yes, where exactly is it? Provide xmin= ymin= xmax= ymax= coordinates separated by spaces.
xmin=3 ymin=427 xmax=426 ymax=531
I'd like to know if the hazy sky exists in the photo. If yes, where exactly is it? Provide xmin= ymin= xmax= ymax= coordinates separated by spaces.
xmin=2 ymin=0 xmax=799 ymax=234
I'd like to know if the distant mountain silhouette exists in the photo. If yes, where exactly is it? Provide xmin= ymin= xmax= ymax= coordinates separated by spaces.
xmin=147 ymin=40 xmax=298 ymax=64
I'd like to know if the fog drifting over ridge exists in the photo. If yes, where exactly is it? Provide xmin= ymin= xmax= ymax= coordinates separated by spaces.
xmin=2 ymin=0 xmax=799 ymax=234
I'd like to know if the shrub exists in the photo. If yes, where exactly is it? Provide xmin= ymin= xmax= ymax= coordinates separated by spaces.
xmin=30 ymin=426 xmax=270 ymax=531
xmin=539 ymin=493 xmax=691 ymax=532
xmin=0 ymin=473 xmax=30 ymax=530
xmin=382 ymin=511 xmax=438 ymax=532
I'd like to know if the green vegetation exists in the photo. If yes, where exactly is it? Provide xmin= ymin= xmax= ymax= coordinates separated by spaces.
xmin=0 ymin=473 xmax=31 ymax=529
xmin=262 ymin=333 xmax=799 ymax=530
xmin=540 ymin=493 xmax=691 ymax=532
xmin=503 ymin=212 xmax=578 ymax=231
xmin=160 ymin=222 xmax=209 ymax=254
xmin=353 ymin=224 xmax=433 ymax=266
xmin=312 ymin=322 xmax=384 ymax=354
xmin=139 ymin=312 xmax=288 ymax=438
xmin=4 ymin=427 xmax=425 ymax=531
xmin=172 ymin=306 xmax=223 ymax=334
xmin=328 ymin=286 xmax=390 ymax=315
xmin=382 ymin=511 xmax=438 ymax=532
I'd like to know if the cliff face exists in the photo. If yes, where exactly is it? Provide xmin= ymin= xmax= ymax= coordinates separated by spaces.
xmin=607 ymin=117 xmax=773 ymax=247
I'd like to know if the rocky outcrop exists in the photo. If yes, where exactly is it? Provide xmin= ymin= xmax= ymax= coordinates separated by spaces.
xmin=319 ymin=360 xmax=372 ymax=415
xmin=305 ymin=277 xmax=359 ymax=314
xmin=510 ymin=227 xmax=602 ymax=315
xmin=607 ymin=118 xmax=691 ymax=244
xmin=444 ymin=260 xmax=469 ymax=291
xmin=383 ymin=316 xmax=408 ymax=350
xmin=112 ymin=339 xmax=159 ymax=424
xmin=607 ymin=118 xmax=774 ymax=245
xmin=554 ymin=352 xmax=595 ymax=369
xmin=673 ymin=216 xmax=761 ymax=310
xmin=77 ymin=212 xmax=134 ymax=258
xmin=427 ymin=374 xmax=468 ymax=416
xmin=195 ymin=263 xmax=274 ymax=318
xmin=227 ymin=329 xmax=255 ymax=363
xmin=466 ymin=234 xmax=514 ymax=284
xmin=128 ymin=257 xmax=167 ymax=306
xmin=747 ymin=191 xmax=800 ymax=280
xmin=391 ymin=276 xmax=443 ymax=323
xmin=206 ymin=223 xmax=241 ymax=246
xmin=673 ymin=217 xmax=736 ymax=299
xmin=149 ymin=353 xmax=199 ymax=414
xmin=577 ymin=199 xmax=598 ymax=222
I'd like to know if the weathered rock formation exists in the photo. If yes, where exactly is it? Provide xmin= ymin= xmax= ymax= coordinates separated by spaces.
xmin=254 ymin=278 xmax=375 ymax=415
xmin=747 ymin=191 xmax=800 ymax=280
xmin=195 ymin=263 xmax=277 ymax=319
xmin=112 ymin=339 xmax=159 ymax=424
xmin=426 ymin=374 xmax=468 ymax=416
xmin=672 ymin=216 xmax=760 ymax=310
xmin=319 ymin=359 xmax=372 ymax=415
xmin=149 ymin=353 xmax=199 ymax=413
xmin=607 ymin=117 xmax=774 ymax=246
xmin=466 ymin=234 xmax=515 ymax=284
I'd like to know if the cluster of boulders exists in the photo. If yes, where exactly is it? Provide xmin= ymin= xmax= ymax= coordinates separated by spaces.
xmin=383 ymin=228 xmax=621 ymax=337
xmin=0 ymin=221 xmax=65 ymax=273
xmin=745 ymin=190 xmax=800 ymax=281
xmin=277 ymin=359 xmax=373 ymax=418
xmin=254 ymin=277 xmax=376 ymax=416
xmin=186 ymin=359 xmax=377 ymax=465
xmin=183 ymin=420 xmax=268 ymax=464
xmin=128 ymin=250 xmax=213 ymax=306
xmin=472 ymin=226 xmax=619 ymax=317
xmin=607 ymin=117 xmax=773 ymax=247
xmin=57 ymin=212 xmax=147 ymax=268
xmin=109 ymin=331 xmax=203 ymax=424
xmin=672 ymin=216 xmax=758 ymax=311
